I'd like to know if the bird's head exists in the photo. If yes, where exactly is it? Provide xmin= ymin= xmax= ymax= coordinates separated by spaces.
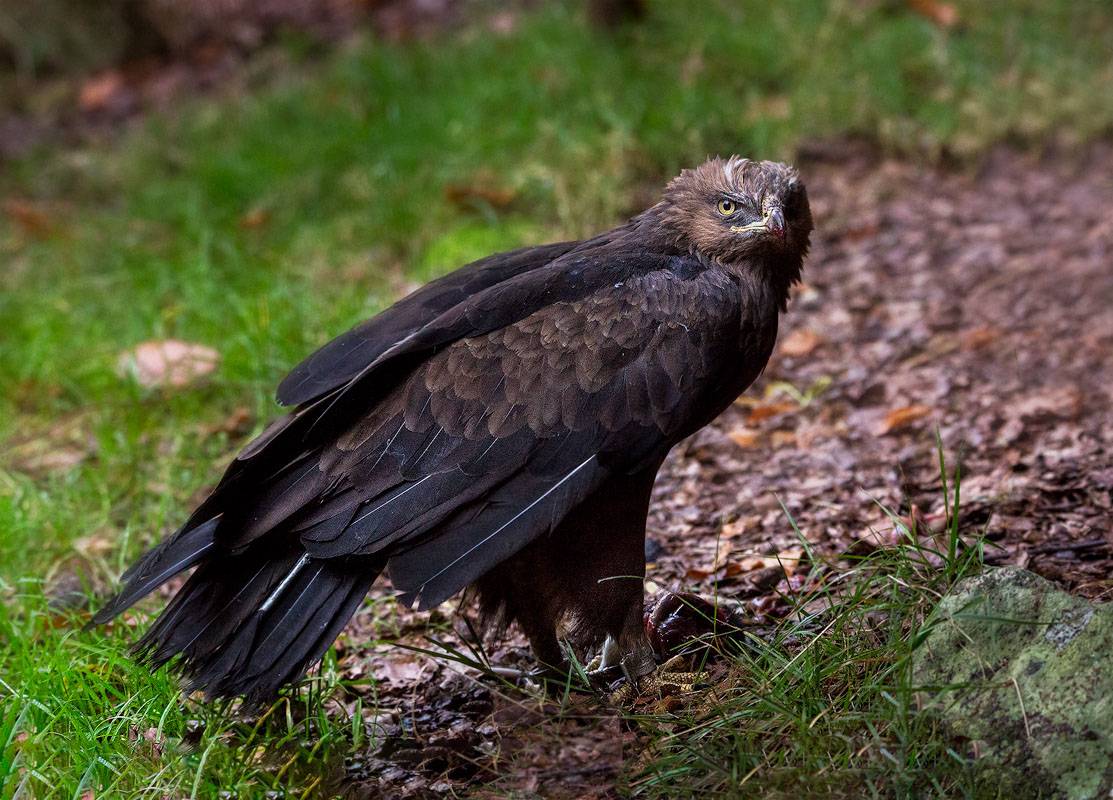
xmin=658 ymin=156 xmax=812 ymax=271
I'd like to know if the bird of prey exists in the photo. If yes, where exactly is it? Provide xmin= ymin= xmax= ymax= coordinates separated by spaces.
xmin=89 ymin=157 xmax=813 ymax=704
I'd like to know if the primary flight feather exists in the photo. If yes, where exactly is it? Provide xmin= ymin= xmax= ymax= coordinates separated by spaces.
xmin=90 ymin=157 xmax=813 ymax=703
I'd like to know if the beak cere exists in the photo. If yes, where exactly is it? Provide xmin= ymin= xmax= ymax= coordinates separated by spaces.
xmin=765 ymin=206 xmax=786 ymax=240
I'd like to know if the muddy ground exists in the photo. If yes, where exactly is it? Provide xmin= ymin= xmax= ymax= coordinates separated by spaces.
xmin=330 ymin=145 xmax=1113 ymax=798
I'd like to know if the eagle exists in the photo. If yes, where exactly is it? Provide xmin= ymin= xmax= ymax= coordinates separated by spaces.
xmin=89 ymin=157 xmax=813 ymax=704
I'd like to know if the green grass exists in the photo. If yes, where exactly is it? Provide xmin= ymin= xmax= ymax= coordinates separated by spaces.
xmin=0 ymin=0 xmax=1108 ymax=796
xmin=620 ymin=457 xmax=987 ymax=798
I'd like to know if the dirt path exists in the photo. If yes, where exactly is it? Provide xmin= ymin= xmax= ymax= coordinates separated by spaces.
xmin=337 ymin=146 xmax=1113 ymax=797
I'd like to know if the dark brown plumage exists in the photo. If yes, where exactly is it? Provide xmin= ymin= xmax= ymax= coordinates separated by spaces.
xmin=89 ymin=157 xmax=812 ymax=703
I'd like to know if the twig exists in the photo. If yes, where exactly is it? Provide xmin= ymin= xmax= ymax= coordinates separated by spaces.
xmin=1029 ymin=538 xmax=1108 ymax=555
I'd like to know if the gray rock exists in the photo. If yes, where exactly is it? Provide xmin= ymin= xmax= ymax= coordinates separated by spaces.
xmin=912 ymin=567 xmax=1113 ymax=800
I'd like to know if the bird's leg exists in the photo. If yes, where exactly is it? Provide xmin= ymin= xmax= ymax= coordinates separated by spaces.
xmin=522 ymin=622 xmax=576 ymax=687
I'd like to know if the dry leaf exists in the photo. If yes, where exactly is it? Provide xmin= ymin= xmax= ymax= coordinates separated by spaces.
xmin=961 ymin=326 xmax=1001 ymax=350
xmin=907 ymin=0 xmax=959 ymax=28
xmin=377 ymin=658 xmax=427 ymax=687
xmin=776 ymin=547 xmax=807 ymax=574
xmin=838 ymin=222 xmax=881 ymax=243
xmin=4 ymin=412 xmax=96 ymax=475
xmin=746 ymin=402 xmax=798 ymax=424
xmin=770 ymin=430 xmax=798 ymax=449
xmin=118 ymin=340 xmax=220 ymax=389
xmin=4 ymin=198 xmax=53 ymax=237
xmin=200 ymin=406 xmax=253 ymax=436
xmin=239 ymin=207 xmax=271 ymax=230
xmin=721 ymin=561 xmax=744 ymax=578
xmin=73 ymin=534 xmax=114 ymax=558
xmin=78 ymin=70 xmax=125 ymax=112
xmin=444 ymin=181 xmax=515 ymax=210
xmin=487 ymin=10 xmax=517 ymax=35
xmin=737 ymin=556 xmax=768 ymax=572
xmin=720 ymin=519 xmax=746 ymax=539
xmin=727 ymin=428 xmax=762 ymax=448
xmin=780 ymin=329 xmax=822 ymax=356
xmin=878 ymin=405 xmax=932 ymax=435
xmin=18 ymin=445 xmax=87 ymax=473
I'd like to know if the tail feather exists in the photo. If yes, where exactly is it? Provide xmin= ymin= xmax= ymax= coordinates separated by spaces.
xmin=179 ymin=553 xmax=378 ymax=703
xmin=236 ymin=565 xmax=372 ymax=699
xmin=138 ymin=559 xmax=277 ymax=668
xmin=87 ymin=518 xmax=219 ymax=627
xmin=103 ymin=536 xmax=379 ymax=704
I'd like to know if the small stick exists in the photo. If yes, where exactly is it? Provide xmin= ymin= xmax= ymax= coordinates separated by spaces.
xmin=1029 ymin=538 xmax=1108 ymax=555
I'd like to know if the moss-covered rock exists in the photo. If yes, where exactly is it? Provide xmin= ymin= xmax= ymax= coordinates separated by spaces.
xmin=913 ymin=567 xmax=1113 ymax=799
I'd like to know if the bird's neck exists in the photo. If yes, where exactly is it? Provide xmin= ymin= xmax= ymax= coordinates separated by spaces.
xmin=712 ymin=251 xmax=802 ymax=315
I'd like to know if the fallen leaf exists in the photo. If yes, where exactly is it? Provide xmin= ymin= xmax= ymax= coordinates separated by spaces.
xmin=200 ymin=406 xmax=253 ymax=436
xmin=5 ymin=413 xmax=96 ymax=475
xmin=776 ymin=547 xmax=807 ymax=574
xmin=727 ymin=428 xmax=762 ymax=448
xmin=961 ymin=327 xmax=1001 ymax=350
xmin=838 ymin=221 xmax=880 ymax=242
xmin=779 ymin=329 xmax=822 ymax=356
xmin=746 ymin=402 xmax=798 ymax=424
xmin=3 ymin=198 xmax=53 ymax=237
xmin=720 ymin=519 xmax=746 ymax=539
xmin=376 ymin=657 xmax=427 ymax=687
xmin=78 ymin=70 xmax=125 ymax=112
xmin=737 ymin=556 xmax=768 ymax=572
xmin=770 ymin=430 xmax=797 ymax=449
xmin=1009 ymin=389 xmax=1083 ymax=421
xmin=18 ymin=445 xmax=87 ymax=473
xmin=118 ymin=340 xmax=220 ymax=389
xmin=239 ymin=207 xmax=271 ymax=230
xmin=907 ymin=0 xmax=959 ymax=28
xmin=73 ymin=534 xmax=114 ymax=558
xmin=487 ymin=10 xmax=517 ymax=35
xmin=444 ymin=181 xmax=515 ymax=210
xmin=878 ymin=405 xmax=932 ymax=435
xmin=849 ymin=526 xmax=902 ymax=556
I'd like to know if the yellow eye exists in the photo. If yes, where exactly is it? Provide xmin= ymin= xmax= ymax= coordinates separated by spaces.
xmin=717 ymin=198 xmax=736 ymax=216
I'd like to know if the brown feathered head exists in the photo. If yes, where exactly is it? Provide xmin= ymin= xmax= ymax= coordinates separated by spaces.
xmin=658 ymin=156 xmax=812 ymax=268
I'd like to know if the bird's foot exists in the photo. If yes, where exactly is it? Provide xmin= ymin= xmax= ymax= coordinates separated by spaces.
xmin=581 ymin=635 xmax=625 ymax=688
xmin=528 ymin=656 xmax=617 ymax=695
xmin=607 ymin=654 xmax=709 ymax=705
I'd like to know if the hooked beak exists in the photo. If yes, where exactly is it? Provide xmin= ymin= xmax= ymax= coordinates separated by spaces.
xmin=730 ymin=205 xmax=787 ymax=241
xmin=765 ymin=205 xmax=786 ymax=241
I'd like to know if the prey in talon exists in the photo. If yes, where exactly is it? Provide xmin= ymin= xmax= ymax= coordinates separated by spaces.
xmin=87 ymin=157 xmax=812 ymax=708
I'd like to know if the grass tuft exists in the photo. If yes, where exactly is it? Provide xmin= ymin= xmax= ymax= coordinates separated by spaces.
xmin=621 ymin=447 xmax=985 ymax=798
